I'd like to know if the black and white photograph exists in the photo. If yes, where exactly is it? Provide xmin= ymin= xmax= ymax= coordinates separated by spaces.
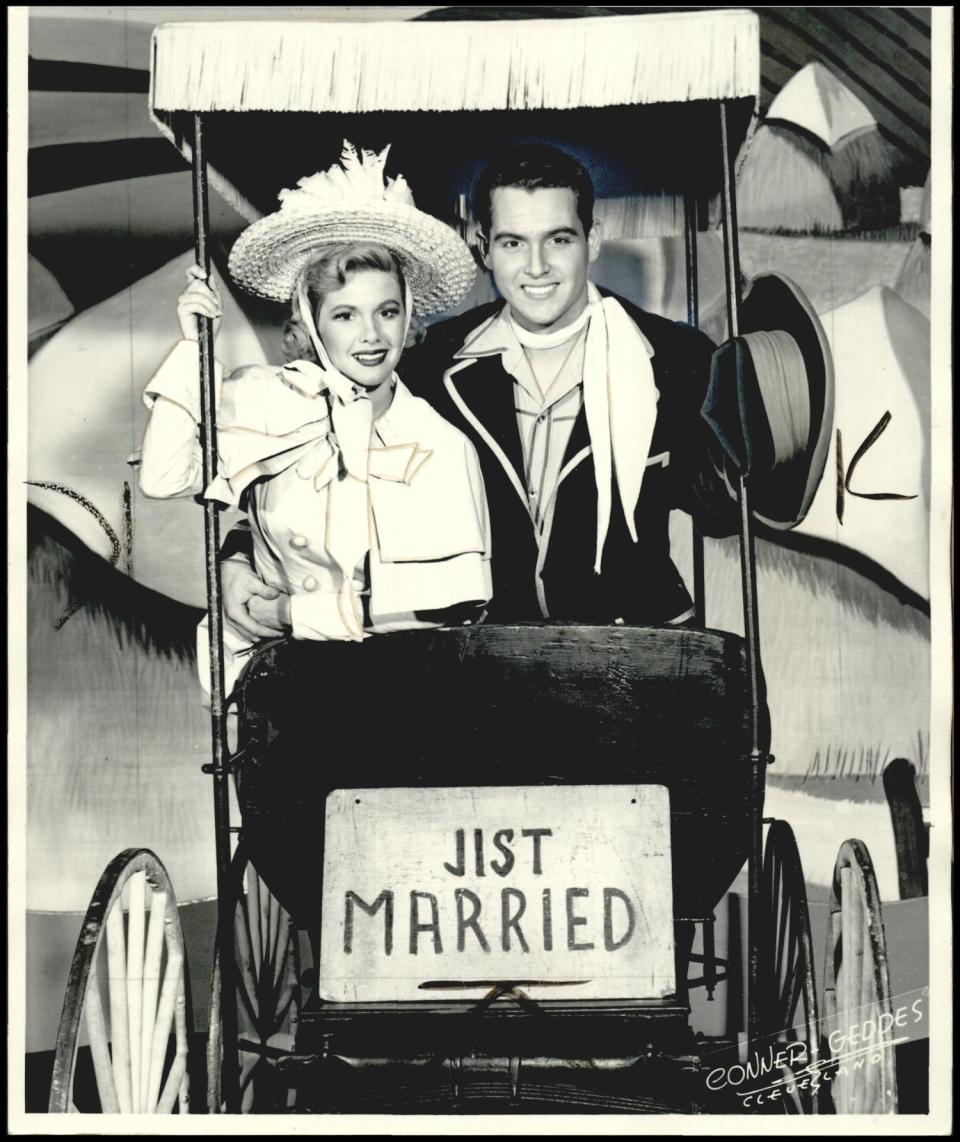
xmin=8 ymin=4 xmax=953 ymax=1132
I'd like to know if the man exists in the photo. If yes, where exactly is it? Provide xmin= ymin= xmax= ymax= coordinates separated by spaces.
xmin=222 ymin=143 xmax=736 ymax=638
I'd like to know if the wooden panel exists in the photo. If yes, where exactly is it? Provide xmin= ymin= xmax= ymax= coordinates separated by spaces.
xmin=319 ymin=785 xmax=674 ymax=1003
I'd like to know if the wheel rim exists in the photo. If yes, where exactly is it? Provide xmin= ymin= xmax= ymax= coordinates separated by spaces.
xmin=822 ymin=838 xmax=898 ymax=1114
xmin=206 ymin=846 xmax=302 ymax=1113
xmin=759 ymin=820 xmax=821 ymax=1113
xmin=48 ymin=849 xmax=190 ymax=1114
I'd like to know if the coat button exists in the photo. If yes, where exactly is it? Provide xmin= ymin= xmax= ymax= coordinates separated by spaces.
xmin=290 ymin=533 xmax=309 ymax=549
xmin=303 ymin=576 xmax=318 ymax=592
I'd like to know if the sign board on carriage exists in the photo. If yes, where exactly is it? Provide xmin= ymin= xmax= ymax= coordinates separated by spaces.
xmin=320 ymin=785 xmax=675 ymax=1003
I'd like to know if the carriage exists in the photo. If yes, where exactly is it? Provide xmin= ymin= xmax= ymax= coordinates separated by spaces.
xmin=45 ymin=8 xmax=928 ymax=1116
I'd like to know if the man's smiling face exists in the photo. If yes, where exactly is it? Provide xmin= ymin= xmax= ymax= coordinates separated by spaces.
xmin=481 ymin=186 xmax=601 ymax=335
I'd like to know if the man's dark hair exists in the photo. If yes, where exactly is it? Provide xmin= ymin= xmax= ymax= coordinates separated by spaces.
xmin=473 ymin=143 xmax=595 ymax=236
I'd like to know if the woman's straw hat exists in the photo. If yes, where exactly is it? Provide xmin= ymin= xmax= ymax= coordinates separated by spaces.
xmin=228 ymin=141 xmax=476 ymax=315
xmin=702 ymin=272 xmax=835 ymax=530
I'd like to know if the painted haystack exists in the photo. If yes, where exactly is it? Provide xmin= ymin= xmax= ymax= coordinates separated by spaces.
xmin=27 ymin=507 xmax=214 ymax=912
xmin=593 ymin=194 xmax=686 ymax=241
xmin=895 ymin=172 xmax=931 ymax=317
xmin=738 ymin=61 xmax=901 ymax=234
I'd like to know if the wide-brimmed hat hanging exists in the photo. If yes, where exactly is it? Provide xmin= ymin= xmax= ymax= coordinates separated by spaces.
xmin=228 ymin=141 xmax=476 ymax=316
xmin=702 ymin=272 xmax=835 ymax=530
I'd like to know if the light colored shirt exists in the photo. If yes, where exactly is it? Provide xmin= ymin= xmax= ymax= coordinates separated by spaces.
xmin=472 ymin=307 xmax=588 ymax=536
xmin=512 ymin=329 xmax=587 ymax=534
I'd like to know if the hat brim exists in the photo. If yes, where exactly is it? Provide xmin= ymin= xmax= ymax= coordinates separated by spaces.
xmin=228 ymin=201 xmax=477 ymax=316
xmin=703 ymin=273 xmax=834 ymax=530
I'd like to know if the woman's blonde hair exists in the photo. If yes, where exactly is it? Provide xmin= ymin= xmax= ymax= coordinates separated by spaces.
xmin=282 ymin=242 xmax=424 ymax=363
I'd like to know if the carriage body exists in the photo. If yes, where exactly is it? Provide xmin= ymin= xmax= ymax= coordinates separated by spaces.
xmin=228 ymin=622 xmax=761 ymax=1111
xmin=237 ymin=625 xmax=758 ymax=939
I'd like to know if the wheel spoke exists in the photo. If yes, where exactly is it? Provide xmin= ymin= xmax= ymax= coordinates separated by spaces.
xmin=760 ymin=823 xmax=819 ymax=1113
xmin=234 ymin=902 xmax=262 ymax=1029
xmin=207 ymin=850 xmax=302 ymax=1114
xmin=126 ymin=872 xmax=145 ymax=1112
xmin=774 ymin=890 xmax=788 ymax=989
xmin=248 ymin=871 xmax=264 ymax=978
xmin=105 ymin=900 xmax=132 ymax=1113
xmin=782 ymin=918 xmax=800 ymax=1011
xmin=174 ymin=974 xmax=191 ymax=1114
xmin=139 ymin=886 xmax=166 ymax=1113
xmin=822 ymin=840 xmax=899 ymax=1114
xmin=82 ymin=971 xmax=121 ymax=1113
xmin=272 ymin=974 xmax=297 ymax=1031
xmin=267 ymin=892 xmax=285 ymax=986
xmin=238 ymin=874 xmax=259 ymax=991
xmin=156 ymin=1047 xmax=189 ymax=1114
xmin=259 ymin=872 xmax=271 ymax=954
xmin=269 ymin=927 xmax=295 ymax=1023
xmin=145 ymin=945 xmax=183 ymax=1112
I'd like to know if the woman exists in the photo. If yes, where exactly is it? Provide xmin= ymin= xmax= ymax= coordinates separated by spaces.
xmin=139 ymin=142 xmax=491 ymax=698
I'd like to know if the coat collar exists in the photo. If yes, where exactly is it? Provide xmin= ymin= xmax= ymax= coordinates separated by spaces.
xmin=444 ymin=341 xmax=528 ymax=482
xmin=452 ymin=306 xmax=512 ymax=360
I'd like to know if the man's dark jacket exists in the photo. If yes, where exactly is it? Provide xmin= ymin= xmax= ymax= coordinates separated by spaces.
xmin=401 ymin=293 xmax=738 ymax=626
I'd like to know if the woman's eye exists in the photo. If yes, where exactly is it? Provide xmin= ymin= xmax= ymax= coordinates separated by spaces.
xmin=380 ymin=308 xmax=400 ymax=319
xmin=552 ymin=236 xmax=571 ymax=246
xmin=332 ymin=311 xmax=353 ymax=321
xmin=498 ymin=239 xmax=520 ymax=250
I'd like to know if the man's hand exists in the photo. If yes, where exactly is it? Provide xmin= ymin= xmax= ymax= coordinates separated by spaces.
xmin=247 ymin=592 xmax=292 ymax=633
xmin=221 ymin=557 xmax=291 ymax=641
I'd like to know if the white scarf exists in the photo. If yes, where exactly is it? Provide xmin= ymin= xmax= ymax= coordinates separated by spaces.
xmin=509 ymin=283 xmax=659 ymax=573
xmin=278 ymin=279 xmax=416 ymax=640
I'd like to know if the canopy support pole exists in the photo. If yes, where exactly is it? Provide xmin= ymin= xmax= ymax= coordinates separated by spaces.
xmin=683 ymin=192 xmax=706 ymax=626
xmin=719 ymin=99 xmax=767 ymax=1057
xmin=191 ymin=112 xmax=241 ymax=1115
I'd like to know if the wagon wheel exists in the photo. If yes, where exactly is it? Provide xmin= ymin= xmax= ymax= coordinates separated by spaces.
xmin=822 ymin=839 xmax=898 ymax=1114
xmin=48 ymin=849 xmax=190 ymax=1114
xmin=206 ymin=846 xmax=302 ymax=1113
xmin=758 ymin=821 xmax=821 ymax=1113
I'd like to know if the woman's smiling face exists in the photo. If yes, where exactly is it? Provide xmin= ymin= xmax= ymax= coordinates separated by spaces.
xmin=316 ymin=269 xmax=406 ymax=388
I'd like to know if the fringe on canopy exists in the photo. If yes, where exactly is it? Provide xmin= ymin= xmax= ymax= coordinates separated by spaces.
xmin=150 ymin=10 xmax=759 ymax=115
xmin=595 ymin=195 xmax=688 ymax=242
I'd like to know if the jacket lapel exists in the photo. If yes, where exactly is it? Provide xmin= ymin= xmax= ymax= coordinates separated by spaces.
xmin=561 ymin=401 xmax=592 ymax=470
xmin=448 ymin=354 xmax=526 ymax=481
